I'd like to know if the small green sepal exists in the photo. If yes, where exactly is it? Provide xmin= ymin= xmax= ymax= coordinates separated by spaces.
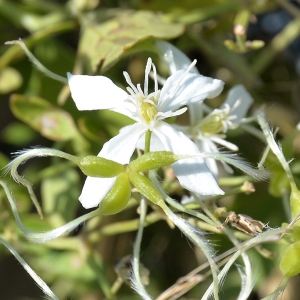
xmin=99 ymin=172 xmax=131 ymax=215
xmin=129 ymin=151 xmax=179 ymax=172
xmin=128 ymin=168 xmax=163 ymax=205
xmin=78 ymin=156 xmax=125 ymax=178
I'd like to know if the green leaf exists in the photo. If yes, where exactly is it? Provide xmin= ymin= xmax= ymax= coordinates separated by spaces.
xmin=280 ymin=241 xmax=300 ymax=277
xmin=41 ymin=168 xmax=80 ymax=220
xmin=0 ymin=67 xmax=22 ymax=94
xmin=78 ymin=10 xmax=184 ymax=73
xmin=10 ymin=94 xmax=78 ymax=141
xmin=1 ymin=122 xmax=37 ymax=146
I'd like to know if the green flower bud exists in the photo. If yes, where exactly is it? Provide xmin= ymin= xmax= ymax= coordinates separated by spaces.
xmin=78 ymin=156 xmax=125 ymax=177
xmin=129 ymin=151 xmax=179 ymax=172
xmin=128 ymin=168 xmax=163 ymax=205
xmin=99 ymin=172 xmax=131 ymax=215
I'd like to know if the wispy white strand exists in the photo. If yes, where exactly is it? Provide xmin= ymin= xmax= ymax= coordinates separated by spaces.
xmin=4 ymin=148 xmax=77 ymax=218
xmin=236 ymin=262 xmax=254 ymax=300
xmin=201 ymin=227 xmax=285 ymax=300
xmin=5 ymin=39 xmax=67 ymax=84
xmin=0 ymin=180 xmax=99 ymax=243
xmin=0 ymin=237 xmax=59 ymax=300
xmin=193 ymin=152 xmax=269 ymax=181
xmin=149 ymin=171 xmax=220 ymax=299
xmin=261 ymin=277 xmax=289 ymax=300
xmin=257 ymin=113 xmax=296 ymax=186
xmin=148 ymin=171 xmax=216 ymax=226
xmin=158 ymin=201 xmax=220 ymax=300
xmin=197 ymin=199 xmax=253 ymax=300
xmin=130 ymin=198 xmax=152 ymax=300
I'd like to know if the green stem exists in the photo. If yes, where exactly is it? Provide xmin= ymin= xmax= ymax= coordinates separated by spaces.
xmin=0 ymin=21 xmax=75 ymax=69
xmin=144 ymin=130 xmax=152 ymax=154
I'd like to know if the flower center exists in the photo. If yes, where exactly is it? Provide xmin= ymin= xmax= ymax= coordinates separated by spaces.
xmin=195 ymin=105 xmax=238 ymax=137
xmin=139 ymin=96 xmax=158 ymax=124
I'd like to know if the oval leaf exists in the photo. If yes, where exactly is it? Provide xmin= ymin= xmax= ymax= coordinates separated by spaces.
xmin=10 ymin=94 xmax=78 ymax=141
xmin=78 ymin=10 xmax=184 ymax=73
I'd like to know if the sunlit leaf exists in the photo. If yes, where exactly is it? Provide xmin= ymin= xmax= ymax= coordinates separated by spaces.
xmin=10 ymin=94 xmax=78 ymax=141
xmin=78 ymin=10 xmax=184 ymax=73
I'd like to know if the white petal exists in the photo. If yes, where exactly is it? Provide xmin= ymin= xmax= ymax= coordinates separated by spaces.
xmin=156 ymin=41 xmax=199 ymax=74
xmin=67 ymin=73 xmax=128 ymax=111
xmin=195 ymin=139 xmax=219 ymax=177
xmin=153 ymin=123 xmax=224 ymax=196
xmin=159 ymin=71 xmax=224 ymax=112
xmin=100 ymin=123 xmax=147 ymax=163
xmin=79 ymin=123 xmax=146 ymax=209
xmin=223 ymin=85 xmax=253 ymax=121
xmin=79 ymin=177 xmax=116 ymax=209
xmin=188 ymin=102 xmax=205 ymax=126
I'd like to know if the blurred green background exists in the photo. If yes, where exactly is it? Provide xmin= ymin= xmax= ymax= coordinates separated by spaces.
xmin=1 ymin=0 xmax=300 ymax=299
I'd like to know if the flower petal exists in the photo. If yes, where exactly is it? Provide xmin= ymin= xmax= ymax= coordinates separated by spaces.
xmin=67 ymin=73 xmax=128 ymax=111
xmin=153 ymin=123 xmax=224 ymax=196
xmin=223 ymin=85 xmax=253 ymax=121
xmin=159 ymin=71 xmax=224 ymax=112
xmin=188 ymin=102 xmax=205 ymax=126
xmin=79 ymin=123 xmax=146 ymax=208
xmin=156 ymin=41 xmax=199 ymax=74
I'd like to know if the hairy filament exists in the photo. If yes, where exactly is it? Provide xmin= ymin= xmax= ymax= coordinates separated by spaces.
xmin=0 ymin=180 xmax=99 ymax=243
xmin=157 ymin=199 xmax=220 ymax=300
xmin=0 ymin=237 xmax=59 ymax=300
xmin=4 ymin=148 xmax=78 ymax=218
xmin=130 ymin=198 xmax=152 ymax=300
xmin=5 ymin=39 xmax=67 ymax=84
xmin=202 ymin=227 xmax=284 ymax=299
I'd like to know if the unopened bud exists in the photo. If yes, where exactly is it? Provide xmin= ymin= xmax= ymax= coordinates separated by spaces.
xmin=99 ymin=172 xmax=131 ymax=215
xmin=78 ymin=156 xmax=125 ymax=177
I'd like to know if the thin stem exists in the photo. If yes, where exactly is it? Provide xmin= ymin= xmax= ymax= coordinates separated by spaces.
xmin=257 ymin=113 xmax=295 ymax=186
xmin=0 ymin=180 xmax=99 ymax=242
xmin=6 ymin=148 xmax=78 ymax=218
xmin=199 ymin=200 xmax=253 ymax=300
xmin=0 ymin=237 xmax=59 ymax=300
xmin=202 ymin=227 xmax=285 ymax=299
xmin=149 ymin=171 xmax=216 ymax=226
xmin=131 ymin=198 xmax=152 ymax=299
xmin=157 ymin=200 xmax=220 ymax=300
xmin=5 ymin=39 xmax=67 ymax=84
xmin=144 ymin=130 xmax=152 ymax=154
xmin=261 ymin=277 xmax=289 ymax=300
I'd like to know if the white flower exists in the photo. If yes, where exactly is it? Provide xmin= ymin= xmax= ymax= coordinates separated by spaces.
xmin=157 ymin=41 xmax=253 ymax=176
xmin=68 ymin=58 xmax=224 ymax=208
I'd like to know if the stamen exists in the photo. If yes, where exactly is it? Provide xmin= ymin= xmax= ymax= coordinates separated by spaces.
xmin=137 ymin=84 xmax=144 ymax=96
xmin=186 ymin=59 xmax=197 ymax=73
xmin=123 ymin=72 xmax=139 ymax=94
xmin=126 ymin=87 xmax=136 ymax=96
xmin=151 ymin=62 xmax=158 ymax=92
xmin=144 ymin=58 xmax=152 ymax=96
